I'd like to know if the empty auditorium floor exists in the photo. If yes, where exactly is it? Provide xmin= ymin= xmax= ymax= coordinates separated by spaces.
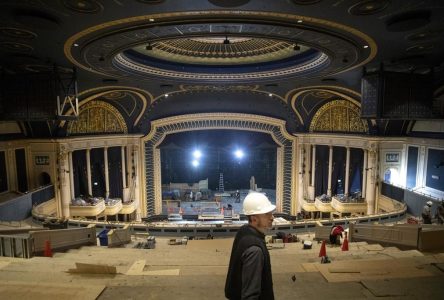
xmin=0 ymin=236 xmax=443 ymax=299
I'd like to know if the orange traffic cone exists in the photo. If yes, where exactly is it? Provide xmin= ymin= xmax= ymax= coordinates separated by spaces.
xmin=341 ymin=232 xmax=349 ymax=251
xmin=44 ymin=240 xmax=52 ymax=257
xmin=318 ymin=240 xmax=327 ymax=257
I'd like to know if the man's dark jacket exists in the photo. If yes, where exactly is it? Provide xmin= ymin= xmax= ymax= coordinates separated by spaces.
xmin=225 ymin=224 xmax=274 ymax=299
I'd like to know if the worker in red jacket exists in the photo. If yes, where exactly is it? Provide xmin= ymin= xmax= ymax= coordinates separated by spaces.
xmin=329 ymin=225 xmax=344 ymax=245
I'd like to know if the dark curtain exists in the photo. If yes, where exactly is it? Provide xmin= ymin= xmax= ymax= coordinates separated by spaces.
xmin=0 ymin=151 xmax=7 ymax=192
xmin=108 ymin=146 xmax=123 ymax=198
xmin=91 ymin=148 xmax=105 ymax=197
xmin=426 ymin=149 xmax=444 ymax=192
xmin=406 ymin=146 xmax=418 ymax=189
xmin=349 ymin=148 xmax=363 ymax=195
xmin=73 ymin=150 xmax=87 ymax=197
xmin=15 ymin=148 xmax=28 ymax=192
xmin=315 ymin=145 xmax=329 ymax=196
xmin=332 ymin=147 xmax=346 ymax=195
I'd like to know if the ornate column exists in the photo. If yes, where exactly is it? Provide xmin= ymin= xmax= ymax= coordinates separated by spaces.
xmin=133 ymin=145 xmax=141 ymax=220
xmin=7 ymin=149 xmax=17 ymax=191
xmin=86 ymin=149 xmax=92 ymax=196
xmin=68 ymin=151 xmax=75 ymax=200
xmin=362 ymin=149 xmax=368 ymax=197
xmin=104 ymin=147 xmax=109 ymax=199
xmin=121 ymin=146 xmax=127 ymax=189
xmin=307 ymin=144 xmax=316 ymax=200
xmin=365 ymin=143 xmax=377 ymax=214
xmin=58 ymin=145 xmax=71 ymax=218
xmin=297 ymin=144 xmax=304 ymax=213
xmin=345 ymin=147 xmax=350 ymax=196
xmin=418 ymin=146 xmax=426 ymax=188
xmin=327 ymin=145 xmax=333 ymax=196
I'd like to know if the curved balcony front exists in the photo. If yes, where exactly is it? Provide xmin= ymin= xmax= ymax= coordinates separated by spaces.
xmin=301 ymin=199 xmax=318 ymax=212
xmin=315 ymin=196 xmax=335 ymax=212
xmin=120 ymin=200 xmax=137 ymax=214
xmin=331 ymin=196 xmax=367 ymax=215
xmin=70 ymin=199 xmax=105 ymax=217
xmin=104 ymin=199 xmax=123 ymax=216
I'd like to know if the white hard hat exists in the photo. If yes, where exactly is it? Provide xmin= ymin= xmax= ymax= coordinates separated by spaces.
xmin=243 ymin=192 xmax=276 ymax=215
xmin=426 ymin=201 xmax=433 ymax=206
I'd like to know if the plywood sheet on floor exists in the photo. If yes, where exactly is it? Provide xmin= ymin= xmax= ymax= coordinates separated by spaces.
xmin=68 ymin=262 xmax=117 ymax=274
xmin=186 ymin=238 xmax=233 ymax=252
xmin=0 ymin=261 xmax=10 ymax=269
xmin=315 ymin=259 xmax=434 ymax=282
xmin=361 ymin=275 xmax=444 ymax=298
xmin=0 ymin=281 xmax=105 ymax=300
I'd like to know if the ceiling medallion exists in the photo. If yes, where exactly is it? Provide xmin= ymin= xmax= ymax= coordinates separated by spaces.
xmin=134 ymin=37 xmax=308 ymax=65
xmin=349 ymin=0 xmax=390 ymax=16
xmin=14 ymin=9 xmax=60 ymax=29
xmin=386 ymin=10 xmax=431 ymax=32
xmin=405 ymin=43 xmax=435 ymax=53
xmin=0 ymin=27 xmax=37 ymax=39
xmin=0 ymin=42 xmax=33 ymax=53
xmin=103 ymin=91 xmax=126 ymax=99
xmin=291 ymin=0 xmax=322 ymax=5
xmin=406 ymin=30 xmax=442 ymax=42
xmin=208 ymin=0 xmax=250 ymax=7
xmin=63 ymin=0 xmax=102 ymax=14
xmin=66 ymin=11 xmax=376 ymax=82
xmin=23 ymin=64 xmax=52 ymax=72
xmin=136 ymin=0 xmax=166 ymax=4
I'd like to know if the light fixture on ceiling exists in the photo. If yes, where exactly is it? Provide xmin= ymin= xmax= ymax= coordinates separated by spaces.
xmin=99 ymin=55 xmax=105 ymax=62
xmin=342 ymin=57 xmax=349 ymax=63
xmin=223 ymin=36 xmax=230 ymax=45
xmin=146 ymin=42 xmax=153 ymax=50
xmin=293 ymin=44 xmax=301 ymax=51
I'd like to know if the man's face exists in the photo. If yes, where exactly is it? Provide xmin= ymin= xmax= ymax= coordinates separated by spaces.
xmin=251 ymin=212 xmax=274 ymax=233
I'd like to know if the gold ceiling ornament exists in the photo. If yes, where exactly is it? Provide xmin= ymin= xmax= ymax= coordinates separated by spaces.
xmin=68 ymin=100 xmax=127 ymax=135
xmin=309 ymin=99 xmax=368 ymax=133
xmin=134 ymin=38 xmax=306 ymax=65
xmin=65 ymin=10 xmax=376 ymax=76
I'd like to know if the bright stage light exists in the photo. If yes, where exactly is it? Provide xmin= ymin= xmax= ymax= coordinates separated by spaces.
xmin=192 ymin=159 xmax=199 ymax=167
xmin=193 ymin=149 xmax=202 ymax=159
xmin=234 ymin=149 xmax=244 ymax=159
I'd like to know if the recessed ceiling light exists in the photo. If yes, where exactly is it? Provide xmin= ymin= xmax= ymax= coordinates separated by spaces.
xmin=363 ymin=45 xmax=369 ymax=48
xmin=165 ymin=93 xmax=169 ymax=98
xmin=297 ymin=19 xmax=303 ymax=23
xmin=268 ymin=93 xmax=273 ymax=97
xmin=149 ymin=18 xmax=155 ymax=22
xmin=73 ymin=43 xmax=79 ymax=47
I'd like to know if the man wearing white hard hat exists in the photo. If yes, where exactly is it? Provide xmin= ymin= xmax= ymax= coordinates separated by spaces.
xmin=422 ymin=201 xmax=433 ymax=224
xmin=225 ymin=192 xmax=275 ymax=300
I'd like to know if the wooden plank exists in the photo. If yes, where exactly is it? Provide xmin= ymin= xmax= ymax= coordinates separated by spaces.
xmin=0 ymin=261 xmax=10 ymax=269
xmin=316 ymin=259 xmax=434 ymax=282
xmin=0 ymin=281 xmax=105 ymax=300
xmin=126 ymin=260 xmax=146 ymax=275
xmin=186 ymin=238 xmax=233 ymax=252
xmin=68 ymin=262 xmax=117 ymax=274
xmin=301 ymin=263 xmax=321 ymax=272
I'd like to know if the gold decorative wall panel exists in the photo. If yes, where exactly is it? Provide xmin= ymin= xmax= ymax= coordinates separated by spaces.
xmin=68 ymin=100 xmax=127 ymax=135
xmin=310 ymin=100 xmax=368 ymax=133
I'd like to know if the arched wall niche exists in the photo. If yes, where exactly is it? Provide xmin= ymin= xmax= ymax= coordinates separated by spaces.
xmin=142 ymin=113 xmax=298 ymax=217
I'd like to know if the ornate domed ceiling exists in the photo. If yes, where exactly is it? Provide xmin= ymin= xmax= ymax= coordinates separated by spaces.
xmin=0 ymin=0 xmax=443 ymax=138
xmin=66 ymin=11 xmax=375 ymax=83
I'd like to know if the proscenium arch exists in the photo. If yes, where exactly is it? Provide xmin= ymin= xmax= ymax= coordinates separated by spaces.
xmin=142 ymin=113 xmax=297 ymax=217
